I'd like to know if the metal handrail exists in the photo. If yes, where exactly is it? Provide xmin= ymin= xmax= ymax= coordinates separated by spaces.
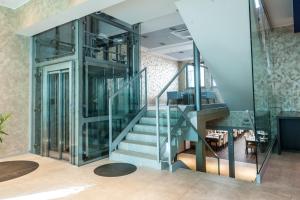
xmin=155 ymin=63 xmax=193 ymax=162
xmin=109 ymin=68 xmax=147 ymax=155
xmin=157 ymin=63 xmax=191 ymax=98
xmin=172 ymin=105 xmax=220 ymax=175
xmin=110 ymin=67 xmax=147 ymax=100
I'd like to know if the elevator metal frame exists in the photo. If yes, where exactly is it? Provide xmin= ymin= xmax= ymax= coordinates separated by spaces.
xmin=30 ymin=13 xmax=140 ymax=166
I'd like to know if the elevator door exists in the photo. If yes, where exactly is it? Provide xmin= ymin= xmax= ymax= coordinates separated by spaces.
xmin=42 ymin=62 xmax=73 ymax=161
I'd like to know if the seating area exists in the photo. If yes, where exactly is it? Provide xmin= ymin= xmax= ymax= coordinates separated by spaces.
xmin=205 ymin=130 xmax=228 ymax=150
xmin=204 ymin=129 xmax=270 ymax=161
xmin=244 ymin=131 xmax=256 ymax=154
xmin=205 ymin=129 xmax=246 ymax=151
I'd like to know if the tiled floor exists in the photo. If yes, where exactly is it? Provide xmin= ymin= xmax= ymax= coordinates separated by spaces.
xmin=0 ymin=152 xmax=299 ymax=200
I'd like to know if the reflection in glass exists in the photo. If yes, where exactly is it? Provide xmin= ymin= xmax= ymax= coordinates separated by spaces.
xmin=48 ymin=73 xmax=59 ymax=152
xmin=35 ymin=22 xmax=75 ymax=63
xmin=80 ymin=14 xmax=135 ymax=163
xmin=48 ymin=71 xmax=70 ymax=158
xmin=250 ymin=0 xmax=274 ymax=173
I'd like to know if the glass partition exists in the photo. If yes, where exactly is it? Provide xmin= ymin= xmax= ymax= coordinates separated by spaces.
xmin=165 ymin=106 xmax=221 ymax=175
xmin=35 ymin=22 xmax=76 ymax=63
xmin=79 ymin=14 xmax=137 ymax=164
xmin=249 ymin=0 xmax=274 ymax=173
xmin=109 ymin=69 xmax=147 ymax=154
xmin=185 ymin=63 xmax=224 ymax=106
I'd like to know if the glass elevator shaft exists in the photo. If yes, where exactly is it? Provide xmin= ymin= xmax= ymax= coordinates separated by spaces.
xmin=31 ymin=13 xmax=140 ymax=166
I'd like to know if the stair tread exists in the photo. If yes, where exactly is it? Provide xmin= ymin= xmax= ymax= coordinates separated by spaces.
xmin=113 ymin=149 xmax=156 ymax=160
xmin=121 ymin=140 xmax=157 ymax=147
xmin=141 ymin=116 xmax=179 ymax=120
xmin=137 ymin=123 xmax=174 ymax=128
xmin=128 ymin=131 xmax=167 ymax=136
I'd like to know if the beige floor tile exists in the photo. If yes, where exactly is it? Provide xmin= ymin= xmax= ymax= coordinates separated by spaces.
xmin=0 ymin=152 xmax=299 ymax=200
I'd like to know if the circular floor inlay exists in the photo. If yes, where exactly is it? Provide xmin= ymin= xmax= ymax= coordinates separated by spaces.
xmin=94 ymin=163 xmax=137 ymax=177
xmin=0 ymin=161 xmax=39 ymax=182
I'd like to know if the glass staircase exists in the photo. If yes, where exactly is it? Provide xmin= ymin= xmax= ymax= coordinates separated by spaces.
xmin=109 ymin=64 xmax=222 ymax=174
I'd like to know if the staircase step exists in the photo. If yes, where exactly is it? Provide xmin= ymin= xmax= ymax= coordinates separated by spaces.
xmin=139 ymin=117 xmax=178 ymax=126
xmin=133 ymin=124 xmax=168 ymax=134
xmin=126 ymin=132 xmax=166 ymax=144
xmin=146 ymin=110 xmax=179 ymax=118
xmin=119 ymin=140 xmax=157 ymax=155
xmin=110 ymin=149 xmax=161 ymax=169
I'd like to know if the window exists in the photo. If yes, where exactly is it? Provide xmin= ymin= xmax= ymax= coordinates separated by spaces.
xmin=35 ymin=22 xmax=75 ymax=63
xmin=201 ymin=67 xmax=205 ymax=87
xmin=187 ymin=65 xmax=205 ymax=87
xmin=187 ymin=65 xmax=195 ymax=88
xmin=212 ymin=78 xmax=217 ymax=87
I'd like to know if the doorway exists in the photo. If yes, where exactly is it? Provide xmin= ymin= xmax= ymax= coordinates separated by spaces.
xmin=42 ymin=61 xmax=74 ymax=162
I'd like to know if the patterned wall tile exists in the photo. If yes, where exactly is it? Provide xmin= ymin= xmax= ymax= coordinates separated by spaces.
xmin=141 ymin=50 xmax=179 ymax=105
xmin=0 ymin=6 xmax=30 ymax=157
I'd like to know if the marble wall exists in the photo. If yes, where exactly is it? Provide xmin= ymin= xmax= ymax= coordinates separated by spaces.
xmin=0 ymin=0 xmax=76 ymax=158
xmin=141 ymin=50 xmax=179 ymax=105
xmin=270 ymin=26 xmax=300 ymax=111
xmin=265 ymin=26 xmax=300 ymax=135
xmin=0 ymin=7 xmax=30 ymax=157
xmin=250 ymin=25 xmax=300 ymax=136
xmin=17 ymin=0 xmax=87 ymax=31
xmin=17 ymin=0 xmax=70 ymax=29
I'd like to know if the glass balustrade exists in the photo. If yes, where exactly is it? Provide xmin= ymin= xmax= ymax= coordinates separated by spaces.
xmin=160 ymin=105 xmax=220 ymax=175
xmin=109 ymin=68 xmax=147 ymax=154
xmin=250 ymin=0 xmax=275 ymax=174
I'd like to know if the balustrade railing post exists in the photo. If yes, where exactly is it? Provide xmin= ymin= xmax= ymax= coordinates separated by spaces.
xmin=145 ymin=68 xmax=148 ymax=107
xmin=217 ymin=158 xmax=220 ymax=176
xmin=167 ymin=105 xmax=172 ymax=171
xmin=156 ymin=97 xmax=160 ymax=162
xmin=109 ymin=98 xmax=113 ymax=157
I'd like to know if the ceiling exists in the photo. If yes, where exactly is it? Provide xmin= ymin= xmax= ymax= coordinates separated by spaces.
xmin=0 ymin=0 xmax=30 ymax=9
xmin=141 ymin=23 xmax=193 ymax=61
xmin=15 ymin=0 xmax=295 ymax=60
xmin=142 ymin=24 xmax=191 ymax=49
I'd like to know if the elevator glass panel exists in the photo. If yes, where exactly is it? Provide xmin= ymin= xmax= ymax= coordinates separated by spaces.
xmin=80 ymin=14 xmax=133 ymax=163
xmin=35 ymin=22 xmax=75 ymax=63
xmin=49 ymin=73 xmax=59 ymax=153
xmin=47 ymin=70 xmax=70 ymax=160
